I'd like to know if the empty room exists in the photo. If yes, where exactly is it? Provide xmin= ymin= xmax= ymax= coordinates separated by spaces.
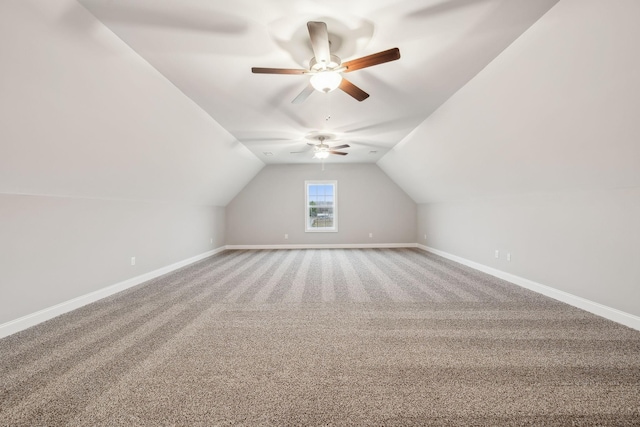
xmin=1 ymin=0 xmax=639 ymax=425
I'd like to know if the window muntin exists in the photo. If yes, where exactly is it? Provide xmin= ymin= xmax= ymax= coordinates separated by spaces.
xmin=305 ymin=180 xmax=337 ymax=232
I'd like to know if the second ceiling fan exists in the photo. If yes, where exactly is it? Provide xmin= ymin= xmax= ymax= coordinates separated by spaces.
xmin=252 ymin=21 xmax=400 ymax=103
xmin=305 ymin=135 xmax=349 ymax=159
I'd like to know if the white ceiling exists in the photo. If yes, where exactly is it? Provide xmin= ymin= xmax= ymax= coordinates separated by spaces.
xmin=77 ymin=0 xmax=559 ymax=164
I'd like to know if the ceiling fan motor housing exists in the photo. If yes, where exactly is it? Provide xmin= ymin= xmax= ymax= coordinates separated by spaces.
xmin=309 ymin=55 xmax=342 ymax=71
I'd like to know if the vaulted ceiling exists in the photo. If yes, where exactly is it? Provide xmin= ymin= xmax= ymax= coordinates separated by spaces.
xmin=78 ymin=0 xmax=560 ymax=164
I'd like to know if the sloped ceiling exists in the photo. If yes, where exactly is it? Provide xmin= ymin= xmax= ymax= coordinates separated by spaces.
xmin=379 ymin=0 xmax=640 ymax=203
xmin=77 ymin=0 xmax=560 ymax=164
xmin=0 ymin=0 xmax=263 ymax=206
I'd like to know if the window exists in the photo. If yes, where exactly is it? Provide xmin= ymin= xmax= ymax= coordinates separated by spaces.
xmin=305 ymin=180 xmax=337 ymax=232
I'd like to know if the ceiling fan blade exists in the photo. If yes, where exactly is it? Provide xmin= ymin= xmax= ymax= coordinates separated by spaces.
xmin=252 ymin=67 xmax=307 ymax=75
xmin=339 ymin=78 xmax=370 ymax=102
xmin=330 ymin=151 xmax=348 ymax=156
xmin=330 ymin=144 xmax=350 ymax=150
xmin=307 ymin=21 xmax=331 ymax=65
xmin=292 ymin=84 xmax=315 ymax=104
xmin=342 ymin=48 xmax=401 ymax=72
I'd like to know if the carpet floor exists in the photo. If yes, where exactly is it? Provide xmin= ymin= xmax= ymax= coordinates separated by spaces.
xmin=1 ymin=248 xmax=639 ymax=426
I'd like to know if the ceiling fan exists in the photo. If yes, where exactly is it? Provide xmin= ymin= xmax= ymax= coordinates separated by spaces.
xmin=252 ymin=21 xmax=400 ymax=103
xmin=292 ymin=135 xmax=350 ymax=159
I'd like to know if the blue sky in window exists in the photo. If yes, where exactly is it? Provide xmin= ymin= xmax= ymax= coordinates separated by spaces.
xmin=308 ymin=184 xmax=334 ymax=205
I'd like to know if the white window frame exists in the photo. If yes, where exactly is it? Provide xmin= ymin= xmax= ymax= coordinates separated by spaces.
xmin=305 ymin=180 xmax=338 ymax=233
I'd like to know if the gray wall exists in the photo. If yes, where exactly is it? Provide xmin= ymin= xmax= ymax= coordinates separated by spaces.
xmin=226 ymin=164 xmax=416 ymax=245
xmin=0 ymin=194 xmax=226 ymax=324
xmin=418 ymin=189 xmax=640 ymax=317
xmin=0 ymin=1 xmax=262 ymax=327
xmin=377 ymin=0 xmax=640 ymax=318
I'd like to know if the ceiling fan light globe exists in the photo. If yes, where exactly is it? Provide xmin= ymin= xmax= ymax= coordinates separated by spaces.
xmin=310 ymin=72 xmax=342 ymax=93
xmin=314 ymin=151 xmax=330 ymax=159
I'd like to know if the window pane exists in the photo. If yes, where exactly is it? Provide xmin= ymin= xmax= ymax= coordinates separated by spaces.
xmin=305 ymin=181 xmax=337 ymax=232
xmin=313 ymin=207 xmax=333 ymax=228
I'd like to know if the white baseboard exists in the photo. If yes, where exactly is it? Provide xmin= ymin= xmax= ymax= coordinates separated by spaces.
xmin=0 ymin=246 xmax=226 ymax=339
xmin=226 ymin=243 xmax=418 ymax=250
xmin=417 ymin=244 xmax=640 ymax=331
xmin=5 ymin=244 xmax=638 ymax=338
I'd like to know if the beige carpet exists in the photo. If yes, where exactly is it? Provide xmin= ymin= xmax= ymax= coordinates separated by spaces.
xmin=1 ymin=248 xmax=639 ymax=426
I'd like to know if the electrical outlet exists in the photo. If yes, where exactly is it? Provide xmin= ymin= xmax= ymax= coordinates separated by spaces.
xmin=507 ymin=253 xmax=511 ymax=262
xmin=131 ymin=257 xmax=136 ymax=266
xmin=369 ymin=232 xmax=373 ymax=238
xmin=495 ymin=250 xmax=499 ymax=259
xmin=210 ymin=237 xmax=213 ymax=245
xmin=284 ymin=234 xmax=288 ymax=240
xmin=424 ymin=234 xmax=427 ymax=240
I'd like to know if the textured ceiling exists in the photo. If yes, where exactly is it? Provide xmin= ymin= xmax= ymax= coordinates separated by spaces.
xmin=78 ymin=0 xmax=560 ymax=164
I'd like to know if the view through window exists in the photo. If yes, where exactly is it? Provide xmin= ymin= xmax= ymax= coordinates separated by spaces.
xmin=305 ymin=180 xmax=337 ymax=232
